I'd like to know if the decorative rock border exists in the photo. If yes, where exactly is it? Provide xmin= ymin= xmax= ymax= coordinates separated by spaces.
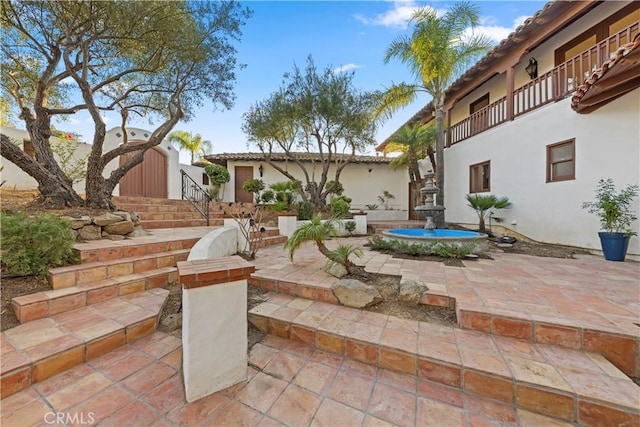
xmin=62 ymin=211 xmax=150 ymax=242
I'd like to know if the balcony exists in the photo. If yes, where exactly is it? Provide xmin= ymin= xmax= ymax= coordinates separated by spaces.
xmin=448 ymin=21 xmax=639 ymax=146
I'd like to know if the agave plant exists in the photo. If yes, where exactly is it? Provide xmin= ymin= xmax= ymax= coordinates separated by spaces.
xmin=465 ymin=194 xmax=511 ymax=233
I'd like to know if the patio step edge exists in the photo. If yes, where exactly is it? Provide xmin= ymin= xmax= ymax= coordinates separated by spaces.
xmin=248 ymin=295 xmax=640 ymax=426
xmin=1 ymin=289 xmax=169 ymax=399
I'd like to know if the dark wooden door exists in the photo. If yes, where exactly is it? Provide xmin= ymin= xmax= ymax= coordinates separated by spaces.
xmin=408 ymin=181 xmax=422 ymax=220
xmin=234 ymin=166 xmax=254 ymax=203
xmin=119 ymin=146 xmax=167 ymax=198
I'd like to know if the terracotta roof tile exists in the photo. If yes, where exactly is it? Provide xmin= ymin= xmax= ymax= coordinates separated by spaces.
xmin=204 ymin=152 xmax=391 ymax=165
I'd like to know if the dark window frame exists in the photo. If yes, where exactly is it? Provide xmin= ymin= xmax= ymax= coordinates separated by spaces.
xmin=469 ymin=160 xmax=491 ymax=193
xmin=546 ymin=139 xmax=575 ymax=183
xmin=202 ymin=173 xmax=209 ymax=186
xmin=469 ymin=93 xmax=490 ymax=115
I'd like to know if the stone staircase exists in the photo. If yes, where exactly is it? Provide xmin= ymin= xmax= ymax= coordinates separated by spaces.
xmin=112 ymin=196 xmax=224 ymax=229
xmin=247 ymin=276 xmax=640 ymax=425
xmin=1 ymin=232 xmax=202 ymax=398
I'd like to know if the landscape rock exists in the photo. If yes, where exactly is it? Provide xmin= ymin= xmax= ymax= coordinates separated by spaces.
xmin=331 ymin=279 xmax=382 ymax=308
xmin=326 ymin=263 xmax=348 ymax=278
xmin=398 ymin=279 xmax=429 ymax=306
xmin=62 ymin=215 xmax=92 ymax=230
xmin=161 ymin=313 xmax=182 ymax=331
xmin=113 ymin=211 xmax=132 ymax=222
xmin=127 ymin=225 xmax=151 ymax=237
xmin=78 ymin=225 xmax=102 ymax=241
xmin=103 ymin=220 xmax=134 ymax=235
xmin=93 ymin=213 xmax=123 ymax=226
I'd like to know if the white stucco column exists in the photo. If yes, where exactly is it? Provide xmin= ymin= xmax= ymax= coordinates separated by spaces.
xmin=352 ymin=213 xmax=368 ymax=235
xmin=278 ymin=213 xmax=298 ymax=238
xmin=178 ymin=256 xmax=255 ymax=402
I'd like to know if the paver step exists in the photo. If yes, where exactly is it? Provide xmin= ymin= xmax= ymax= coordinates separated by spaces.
xmin=48 ymin=249 xmax=189 ymax=289
xmin=248 ymin=293 xmax=640 ymax=426
xmin=12 ymin=267 xmax=178 ymax=324
xmin=255 ymin=235 xmax=288 ymax=249
xmin=112 ymin=196 xmax=198 ymax=206
xmin=75 ymin=236 xmax=200 ymax=264
xmin=249 ymin=227 xmax=281 ymax=239
xmin=114 ymin=202 xmax=209 ymax=213
xmin=1 ymin=289 xmax=169 ymax=398
xmin=140 ymin=219 xmax=223 ymax=229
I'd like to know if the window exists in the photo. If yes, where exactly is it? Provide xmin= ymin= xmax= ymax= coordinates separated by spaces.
xmin=202 ymin=173 xmax=209 ymax=186
xmin=469 ymin=161 xmax=490 ymax=193
xmin=547 ymin=139 xmax=575 ymax=182
xmin=469 ymin=93 xmax=490 ymax=115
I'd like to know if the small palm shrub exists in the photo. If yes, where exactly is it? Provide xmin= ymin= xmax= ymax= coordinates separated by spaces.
xmin=1 ymin=213 xmax=76 ymax=277
xmin=465 ymin=194 xmax=511 ymax=232
xmin=344 ymin=221 xmax=356 ymax=235
xmin=325 ymin=244 xmax=362 ymax=274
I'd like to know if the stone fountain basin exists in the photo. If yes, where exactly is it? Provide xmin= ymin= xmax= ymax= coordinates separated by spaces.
xmin=382 ymin=228 xmax=489 ymax=253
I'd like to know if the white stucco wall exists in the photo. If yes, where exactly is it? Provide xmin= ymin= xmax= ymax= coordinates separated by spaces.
xmin=1 ymin=126 xmax=202 ymax=199
xmin=222 ymin=159 xmax=409 ymax=211
xmin=444 ymin=88 xmax=640 ymax=256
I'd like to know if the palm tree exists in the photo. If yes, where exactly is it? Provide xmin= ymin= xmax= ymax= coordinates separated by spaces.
xmin=387 ymin=123 xmax=436 ymax=182
xmin=466 ymin=194 xmax=511 ymax=232
xmin=378 ymin=2 xmax=493 ymax=224
xmin=167 ymin=130 xmax=213 ymax=164
xmin=284 ymin=214 xmax=336 ymax=260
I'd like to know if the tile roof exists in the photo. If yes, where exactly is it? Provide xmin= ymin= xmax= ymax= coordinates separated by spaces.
xmin=204 ymin=152 xmax=392 ymax=165
xmin=571 ymin=36 xmax=640 ymax=113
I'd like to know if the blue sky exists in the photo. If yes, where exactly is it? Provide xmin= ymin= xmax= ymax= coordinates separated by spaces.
xmin=55 ymin=1 xmax=547 ymax=163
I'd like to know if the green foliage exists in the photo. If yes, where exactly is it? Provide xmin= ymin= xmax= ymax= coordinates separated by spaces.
xmin=296 ymin=201 xmax=315 ymax=220
xmin=465 ymin=194 xmax=512 ymax=232
xmin=50 ymin=130 xmax=88 ymax=184
xmin=242 ymin=56 xmax=381 ymax=210
xmin=365 ymin=204 xmax=379 ymax=210
xmin=284 ymin=214 xmax=337 ymax=261
xmin=260 ymin=189 xmax=275 ymax=204
xmin=267 ymin=201 xmax=288 ymax=212
xmin=0 ymin=213 xmax=76 ymax=277
xmin=204 ymin=163 xmax=230 ymax=201
xmin=387 ymin=123 xmax=436 ymax=180
xmin=325 ymin=244 xmax=363 ymax=273
xmin=270 ymin=181 xmax=297 ymax=208
xmin=242 ymin=178 xmax=265 ymax=203
xmin=378 ymin=190 xmax=395 ymax=210
xmin=368 ymin=235 xmax=397 ymax=251
xmin=431 ymin=242 xmax=475 ymax=259
xmin=330 ymin=196 xmax=351 ymax=218
xmin=395 ymin=240 xmax=430 ymax=256
xmin=325 ymin=180 xmax=344 ymax=196
xmin=168 ymin=131 xmax=212 ymax=164
xmin=582 ymin=179 xmax=639 ymax=235
xmin=344 ymin=221 xmax=356 ymax=235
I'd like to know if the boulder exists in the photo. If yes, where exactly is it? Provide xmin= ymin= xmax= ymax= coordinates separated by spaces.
xmin=62 ymin=215 xmax=92 ymax=230
xmin=104 ymin=220 xmax=135 ymax=235
xmin=160 ymin=313 xmax=182 ymax=331
xmin=78 ymin=225 xmax=102 ymax=241
xmin=398 ymin=279 xmax=429 ymax=306
xmin=113 ymin=211 xmax=132 ymax=222
xmin=93 ymin=213 xmax=123 ymax=226
xmin=127 ymin=225 xmax=151 ymax=237
xmin=326 ymin=263 xmax=348 ymax=278
xmin=331 ymin=279 xmax=382 ymax=308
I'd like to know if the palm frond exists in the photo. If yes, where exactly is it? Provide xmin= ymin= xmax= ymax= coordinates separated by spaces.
xmin=375 ymin=83 xmax=423 ymax=121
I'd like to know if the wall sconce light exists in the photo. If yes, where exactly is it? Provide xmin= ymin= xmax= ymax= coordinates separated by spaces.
xmin=368 ymin=168 xmax=373 ymax=173
xmin=258 ymin=163 xmax=264 ymax=177
xmin=525 ymin=57 xmax=538 ymax=80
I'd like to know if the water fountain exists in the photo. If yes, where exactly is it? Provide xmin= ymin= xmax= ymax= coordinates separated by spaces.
xmin=381 ymin=171 xmax=488 ymax=251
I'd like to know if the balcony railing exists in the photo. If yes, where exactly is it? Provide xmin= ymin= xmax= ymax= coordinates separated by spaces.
xmin=449 ymin=21 xmax=639 ymax=145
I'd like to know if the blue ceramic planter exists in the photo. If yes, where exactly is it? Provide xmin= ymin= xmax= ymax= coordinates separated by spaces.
xmin=598 ymin=232 xmax=630 ymax=262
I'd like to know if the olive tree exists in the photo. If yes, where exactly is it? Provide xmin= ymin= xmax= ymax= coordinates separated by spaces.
xmin=1 ymin=0 xmax=250 ymax=208
xmin=242 ymin=56 xmax=380 ymax=210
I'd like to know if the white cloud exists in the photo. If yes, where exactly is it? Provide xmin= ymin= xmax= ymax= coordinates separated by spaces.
xmin=354 ymin=1 xmax=434 ymax=29
xmin=59 ymin=76 xmax=74 ymax=85
xmin=512 ymin=15 xmax=531 ymax=29
xmin=333 ymin=63 xmax=362 ymax=74
xmin=465 ymin=15 xmax=532 ymax=44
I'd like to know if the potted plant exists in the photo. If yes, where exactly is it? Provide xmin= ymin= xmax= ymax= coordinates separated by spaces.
xmin=582 ymin=178 xmax=639 ymax=261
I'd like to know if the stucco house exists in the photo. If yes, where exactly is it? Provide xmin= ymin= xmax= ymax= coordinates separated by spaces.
xmin=0 ymin=126 xmax=205 ymax=200
xmin=377 ymin=0 xmax=640 ymax=257
xmin=204 ymin=152 xmax=410 ymax=219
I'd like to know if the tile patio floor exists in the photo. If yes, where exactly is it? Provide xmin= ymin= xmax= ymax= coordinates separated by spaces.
xmin=2 ymin=230 xmax=639 ymax=426
xmin=1 ymin=331 xmax=574 ymax=427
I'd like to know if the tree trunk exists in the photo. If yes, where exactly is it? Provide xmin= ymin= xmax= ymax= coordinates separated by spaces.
xmin=426 ymin=145 xmax=437 ymax=173
xmin=479 ymin=217 xmax=485 ymax=233
xmin=434 ymin=104 xmax=446 ymax=226
xmin=0 ymin=134 xmax=83 ymax=208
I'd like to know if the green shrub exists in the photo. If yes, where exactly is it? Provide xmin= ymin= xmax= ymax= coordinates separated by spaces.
xmin=1 ymin=213 xmax=76 ymax=277
xmin=344 ymin=221 xmax=356 ymax=234
xmin=431 ymin=242 xmax=475 ymax=259
xmin=368 ymin=235 xmax=396 ymax=251
xmin=330 ymin=195 xmax=351 ymax=218
xmin=260 ymin=189 xmax=275 ymax=204
xmin=395 ymin=241 xmax=429 ymax=256
xmin=267 ymin=201 xmax=288 ymax=212
xmin=296 ymin=201 xmax=315 ymax=220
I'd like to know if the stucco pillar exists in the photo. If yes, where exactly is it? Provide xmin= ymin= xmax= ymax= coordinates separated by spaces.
xmin=352 ymin=212 xmax=367 ymax=235
xmin=178 ymin=256 xmax=255 ymax=402
xmin=278 ymin=213 xmax=298 ymax=238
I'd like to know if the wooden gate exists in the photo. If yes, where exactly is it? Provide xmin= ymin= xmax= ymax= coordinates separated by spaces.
xmin=119 ymin=146 xmax=168 ymax=198
xmin=234 ymin=166 xmax=254 ymax=203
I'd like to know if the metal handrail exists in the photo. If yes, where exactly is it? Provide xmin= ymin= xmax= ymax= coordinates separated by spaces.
xmin=180 ymin=169 xmax=210 ymax=226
